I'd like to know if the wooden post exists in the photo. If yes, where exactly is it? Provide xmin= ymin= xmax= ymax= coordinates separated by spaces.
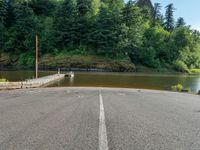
xmin=35 ymin=34 xmax=38 ymax=79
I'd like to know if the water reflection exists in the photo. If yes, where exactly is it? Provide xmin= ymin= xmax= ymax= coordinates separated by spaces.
xmin=50 ymin=72 xmax=200 ymax=92
xmin=1 ymin=71 xmax=200 ymax=92
xmin=69 ymin=76 xmax=74 ymax=86
xmin=193 ymin=77 xmax=200 ymax=92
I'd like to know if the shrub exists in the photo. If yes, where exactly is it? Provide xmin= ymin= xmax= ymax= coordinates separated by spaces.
xmin=171 ymin=83 xmax=183 ymax=92
xmin=17 ymin=53 xmax=34 ymax=68
xmin=173 ymin=60 xmax=189 ymax=72
xmin=139 ymin=47 xmax=161 ymax=68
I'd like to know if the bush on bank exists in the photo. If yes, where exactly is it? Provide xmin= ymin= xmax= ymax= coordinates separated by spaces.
xmin=171 ymin=84 xmax=184 ymax=92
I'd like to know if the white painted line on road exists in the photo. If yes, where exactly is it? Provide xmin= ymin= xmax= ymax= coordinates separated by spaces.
xmin=99 ymin=90 xmax=108 ymax=150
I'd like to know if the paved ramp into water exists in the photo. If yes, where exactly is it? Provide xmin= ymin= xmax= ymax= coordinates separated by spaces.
xmin=0 ymin=87 xmax=200 ymax=150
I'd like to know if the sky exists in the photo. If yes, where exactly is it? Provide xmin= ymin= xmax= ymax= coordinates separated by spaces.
xmin=125 ymin=0 xmax=200 ymax=31
xmin=151 ymin=0 xmax=200 ymax=31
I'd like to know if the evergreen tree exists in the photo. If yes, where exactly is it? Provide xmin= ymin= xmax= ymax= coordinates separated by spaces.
xmin=39 ymin=17 xmax=55 ymax=53
xmin=192 ymin=30 xmax=200 ymax=42
xmin=137 ymin=0 xmax=154 ymax=13
xmin=0 ymin=0 xmax=199 ymax=71
xmin=0 ymin=0 xmax=7 ymax=51
xmin=76 ymin=0 xmax=100 ymax=48
xmin=5 ymin=2 xmax=37 ymax=53
xmin=176 ymin=17 xmax=186 ymax=28
xmin=91 ymin=0 xmax=100 ymax=16
xmin=164 ymin=3 xmax=175 ymax=32
xmin=153 ymin=3 xmax=162 ymax=25
xmin=4 ymin=0 xmax=14 ymax=27
xmin=122 ymin=0 xmax=144 ymax=58
xmin=0 ymin=0 xmax=7 ymax=21
xmin=29 ymin=0 xmax=56 ymax=16
xmin=54 ymin=0 xmax=77 ymax=50
xmin=77 ymin=0 xmax=91 ymax=17
xmin=137 ymin=0 xmax=154 ymax=21
xmin=90 ymin=3 xmax=123 ymax=56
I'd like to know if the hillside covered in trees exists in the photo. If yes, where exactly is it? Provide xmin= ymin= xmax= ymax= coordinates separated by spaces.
xmin=0 ymin=0 xmax=200 ymax=72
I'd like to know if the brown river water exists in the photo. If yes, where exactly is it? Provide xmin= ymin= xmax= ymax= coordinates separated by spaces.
xmin=0 ymin=71 xmax=200 ymax=92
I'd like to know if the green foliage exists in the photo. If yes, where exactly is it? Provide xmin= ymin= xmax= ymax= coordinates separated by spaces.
xmin=139 ymin=47 xmax=161 ymax=68
xmin=0 ymin=0 xmax=7 ymax=50
xmin=17 ymin=52 xmax=35 ymax=68
xmin=173 ymin=60 xmax=189 ymax=72
xmin=137 ymin=0 xmax=154 ymax=18
xmin=39 ymin=17 xmax=55 ymax=53
xmin=153 ymin=3 xmax=163 ymax=26
xmin=171 ymin=83 xmax=183 ymax=92
xmin=176 ymin=17 xmax=186 ymax=28
xmin=4 ymin=2 xmax=37 ymax=53
xmin=0 ymin=0 xmax=7 ymax=20
xmin=137 ymin=0 xmax=154 ymax=10
xmin=29 ymin=0 xmax=56 ymax=16
xmin=190 ymin=69 xmax=200 ymax=74
xmin=0 ymin=78 xmax=8 ymax=82
xmin=134 ymin=25 xmax=169 ymax=67
xmin=164 ymin=3 xmax=175 ymax=32
xmin=0 ymin=0 xmax=200 ymax=72
xmin=171 ymin=27 xmax=192 ymax=48
xmin=89 ymin=3 xmax=123 ymax=56
xmin=53 ymin=0 xmax=77 ymax=50
xmin=122 ymin=1 xmax=145 ymax=54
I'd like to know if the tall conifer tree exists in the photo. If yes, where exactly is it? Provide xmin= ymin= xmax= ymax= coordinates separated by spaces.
xmin=164 ymin=3 xmax=175 ymax=32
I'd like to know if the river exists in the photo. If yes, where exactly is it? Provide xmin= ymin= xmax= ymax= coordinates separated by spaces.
xmin=0 ymin=71 xmax=200 ymax=92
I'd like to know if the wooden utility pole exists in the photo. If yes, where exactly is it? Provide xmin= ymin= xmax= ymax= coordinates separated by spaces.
xmin=35 ymin=33 xmax=38 ymax=79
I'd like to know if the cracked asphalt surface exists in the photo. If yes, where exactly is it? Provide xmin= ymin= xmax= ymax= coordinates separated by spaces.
xmin=0 ymin=87 xmax=200 ymax=150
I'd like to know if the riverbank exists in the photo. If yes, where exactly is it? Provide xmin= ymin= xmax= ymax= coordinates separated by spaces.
xmin=0 ymin=53 xmax=135 ymax=72
xmin=1 ymin=52 xmax=200 ymax=74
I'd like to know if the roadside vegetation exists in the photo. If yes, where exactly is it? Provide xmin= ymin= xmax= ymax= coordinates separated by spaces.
xmin=0 ymin=78 xmax=8 ymax=82
xmin=171 ymin=83 xmax=191 ymax=93
xmin=171 ymin=84 xmax=184 ymax=92
xmin=0 ymin=0 xmax=200 ymax=72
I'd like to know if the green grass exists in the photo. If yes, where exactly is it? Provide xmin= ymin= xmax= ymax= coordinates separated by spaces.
xmin=0 ymin=78 xmax=8 ymax=82
xmin=190 ymin=69 xmax=200 ymax=74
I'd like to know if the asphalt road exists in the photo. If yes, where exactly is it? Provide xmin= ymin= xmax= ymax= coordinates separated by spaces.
xmin=0 ymin=87 xmax=200 ymax=150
